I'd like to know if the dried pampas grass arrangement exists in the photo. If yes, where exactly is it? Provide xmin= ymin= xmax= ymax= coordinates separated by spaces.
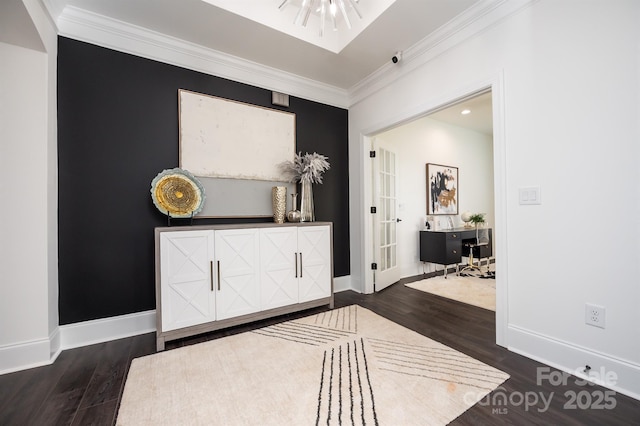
xmin=280 ymin=152 xmax=330 ymax=184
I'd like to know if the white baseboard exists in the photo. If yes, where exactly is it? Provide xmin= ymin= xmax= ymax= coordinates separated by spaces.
xmin=49 ymin=326 xmax=62 ymax=362
xmin=1 ymin=310 xmax=156 ymax=375
xmin=508 ymin=325 xmax=640 ymax=401
xmin=60 ymin=309 xmax=156 ymax=350
xmin=52 ymin=280 xmax=355 ymax=352
xmin=3 ymin=283 xmax=357 ymax=375
xmin=58 ymin=282 xmax=354 ymax=352
xmin=0 ymin=336 xmax=56 ymax=375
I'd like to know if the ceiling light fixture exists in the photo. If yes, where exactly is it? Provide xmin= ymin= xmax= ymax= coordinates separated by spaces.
xmin=278 ymin=0 xmax=362 ymax=37
xmin=461 ymin=109 xmax=471 ymax=115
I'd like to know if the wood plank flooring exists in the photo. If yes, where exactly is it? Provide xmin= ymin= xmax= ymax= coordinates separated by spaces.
xmin=1 ymin=281 xmax=639 ymax=425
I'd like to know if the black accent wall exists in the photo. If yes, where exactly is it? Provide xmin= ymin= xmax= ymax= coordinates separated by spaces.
xmin=57 ymin=37 xmax=350 ymax=325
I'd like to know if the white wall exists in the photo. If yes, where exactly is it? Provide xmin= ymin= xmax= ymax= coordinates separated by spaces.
xmin=348 ymin=0 xmax=640 ymax=398
xmin=0 ymin=0 xmax=59 ymax=373
xmin=376 ymin=117 xmax=494 ymax=278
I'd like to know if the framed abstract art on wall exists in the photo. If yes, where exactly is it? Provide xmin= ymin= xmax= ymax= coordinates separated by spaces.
xmin=426 ymin=163 xmax=458 ymax=215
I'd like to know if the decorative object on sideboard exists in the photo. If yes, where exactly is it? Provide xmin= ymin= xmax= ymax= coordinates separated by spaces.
xmin=280 ymin=152 xmax=330 ymax=222
xmin=469 ymin=213 xmax=486 ymax=227
xmin=272 ymin=186 xmax=287 ymax=223
xmin=461 ymin=211 xmax=473 ymax=228
xmin=300 ymin=180 xmax=315 ymax=222
xmin=151 ymin=168 xmax=205 ymax=224
xmin=446 ymin=216 xmax=455 ymax=230
xmin=425 ymin=215 xmax=434 ymax=230
xmin=287 ymin=193 xmax=301 ymax=222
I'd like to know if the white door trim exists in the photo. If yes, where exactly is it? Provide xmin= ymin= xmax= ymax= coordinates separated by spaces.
xmin=358 ymin=71 xmax=509 ymax=347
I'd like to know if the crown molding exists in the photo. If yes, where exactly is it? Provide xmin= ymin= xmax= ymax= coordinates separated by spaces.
xmin=50 ymin=0 xmax=536 ymax=109
xmin=56 ymin=6 xmax=350 ymax=109
xmin=41 ymin=0 xmax=64 ymax=26
xmin=348 ymin=0 xmax=537 ymax=106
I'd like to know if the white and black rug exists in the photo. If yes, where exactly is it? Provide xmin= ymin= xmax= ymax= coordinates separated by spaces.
xmin=117 ymin=306 xmax=508 ymax=425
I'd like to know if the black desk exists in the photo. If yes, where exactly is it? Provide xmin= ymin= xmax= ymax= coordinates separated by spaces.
xmin=419 ymin=227 xmax=492 ymax=274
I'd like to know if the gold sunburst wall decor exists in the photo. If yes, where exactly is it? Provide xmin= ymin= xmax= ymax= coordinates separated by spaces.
xmin=151 ymin=168 xmax=205 ymax=218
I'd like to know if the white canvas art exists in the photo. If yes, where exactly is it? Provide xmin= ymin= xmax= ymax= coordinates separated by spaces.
xmin=179 ymin=89 xmax=295 ymax=181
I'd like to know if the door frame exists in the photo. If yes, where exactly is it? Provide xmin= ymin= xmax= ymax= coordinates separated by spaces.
xmin=358 ymin=73 xmax=509 ymax=347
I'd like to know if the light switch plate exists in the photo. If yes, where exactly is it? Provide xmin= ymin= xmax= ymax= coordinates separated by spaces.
xmin=519 ymin=186 xmax=541 ymax=205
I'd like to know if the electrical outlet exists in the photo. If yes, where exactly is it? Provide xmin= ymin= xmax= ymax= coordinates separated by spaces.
xmin=585 ymin=304 xmax=606 ymax=328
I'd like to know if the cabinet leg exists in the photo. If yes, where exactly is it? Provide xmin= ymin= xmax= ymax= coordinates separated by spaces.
xmin=156 ymin=337 xmax=165 ymax=352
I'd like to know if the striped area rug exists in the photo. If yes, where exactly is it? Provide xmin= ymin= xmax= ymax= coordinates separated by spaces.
xmin=117 ymin=306 xmax=509 ymax=425
xmin=405 ymin=273 xmax=496 ymax=311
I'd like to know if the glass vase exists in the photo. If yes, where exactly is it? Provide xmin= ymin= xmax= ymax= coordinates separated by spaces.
xmin=300 ymin=180 xmax=315 ymax=222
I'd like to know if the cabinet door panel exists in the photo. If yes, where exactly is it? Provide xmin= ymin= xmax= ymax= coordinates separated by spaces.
xmin=298 ymin=226 xmax=332 ymax=302
xmin=259 ymin=227 xmax=299 ymax=310
xmin=160 ymin=230 xmax=215 ymax=332
xmin=215 ymin=229 xmax=260 ymax=320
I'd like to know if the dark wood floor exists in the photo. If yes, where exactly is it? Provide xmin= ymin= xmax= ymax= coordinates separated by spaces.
xmin=2 ymin=280 xmax=639 ymax=425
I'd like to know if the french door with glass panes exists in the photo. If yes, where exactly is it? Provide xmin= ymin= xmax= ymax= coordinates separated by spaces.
xmin=372 ymin=138 xmax=400 ymax=291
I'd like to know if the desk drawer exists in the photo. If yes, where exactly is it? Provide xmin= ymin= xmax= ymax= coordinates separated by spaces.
xmin=443 ymin=233 xmax=462 ymax=263
xmin=446 ymin=232 xmax=461 ymax=242
xmin=419 ymin=231 xmax=463 ymax=265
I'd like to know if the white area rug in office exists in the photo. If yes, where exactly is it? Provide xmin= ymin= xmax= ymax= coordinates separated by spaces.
xmin=117 ymin=305 xmax=508 ymax=425
xmin=405 ymin=271 xmax=496 ymax=311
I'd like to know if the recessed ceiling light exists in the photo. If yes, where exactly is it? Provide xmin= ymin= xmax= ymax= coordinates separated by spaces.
xmin=461 ymin=109 xmax=471 ymax=115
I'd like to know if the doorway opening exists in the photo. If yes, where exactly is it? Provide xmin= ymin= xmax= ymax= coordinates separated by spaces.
xmin=362 ymin=80 xmax=507 ymax=347
xmin=370 ymin=89 xmax=494 ymax=289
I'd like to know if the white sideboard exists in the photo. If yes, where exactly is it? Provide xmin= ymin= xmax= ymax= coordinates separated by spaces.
xmin=155 ymin=222 xmax=334 ymax=351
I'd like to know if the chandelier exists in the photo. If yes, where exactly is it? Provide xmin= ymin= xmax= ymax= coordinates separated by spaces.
xmin=278 ymin=0 xmax=362 ymax=37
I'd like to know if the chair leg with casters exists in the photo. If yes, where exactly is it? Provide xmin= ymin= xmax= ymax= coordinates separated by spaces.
xmin=461 ymin=251 xmax=495 ymax=278
xmin=458 ymin=245 xmax=481 ymax=276
xmin=480 ymin=257 xmax=496 ymax=278
xmin=459 ymin=225 xmax=490 ymax=277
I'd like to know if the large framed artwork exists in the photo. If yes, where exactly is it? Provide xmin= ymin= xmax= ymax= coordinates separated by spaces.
xmin=179 ymin=89 xmax=295 ymax=181
xmin=178 ymin=89 xmax=296 ymax=217
xmin=426 ymin=163 xmax=458 ymax=215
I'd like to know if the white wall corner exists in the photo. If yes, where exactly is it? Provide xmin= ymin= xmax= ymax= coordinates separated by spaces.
xmin=41 ymin=0 xmax=65 ymax=26
xmin=0 ymin=336 xmax=55 ymax=375
xmin=49 ymin=326 xmax=61 ymax=359
xmin=508 ymin=325 xmax=640 ymax=402
xmin=333 ymin=275 xmax=356 ymax=293
xmin=60 ymin=310 xmax=156 ymax=350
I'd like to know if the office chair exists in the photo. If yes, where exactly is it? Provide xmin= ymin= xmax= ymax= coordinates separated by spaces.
xmin=458 ymin=225 xmax=492 ymax=276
